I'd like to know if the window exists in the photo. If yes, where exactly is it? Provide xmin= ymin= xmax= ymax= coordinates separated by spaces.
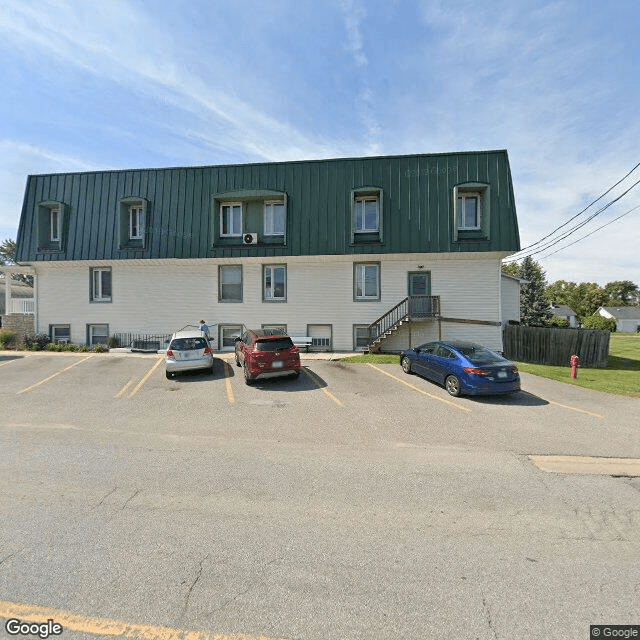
xmin=354 ymin=263 xmax=380 ymax=300
xmin=264 ymin=265 xmax=286 ymax=301
xmin=457 ymin=193 xmax=481 ymax=230
xmin=88 ymin=324 xmax=109 ymax=346
xmin=352 ymin=188 xmax=383 ymax=243
xmin=453 ymin=183 xmax=490 ymax=241
xmin=220 ymin=203 xmax=242 ymax=236
xmin=264 ymin=201 xmax=285 ymax=236
xmin=219 ymin=265 xmax=242 ymax=302
xmin=355 ymin=197 xmax=379 ymax=232
xmin=50 ymin=207 xmax=61 ymax=242
xmin=50 ymin=324 xmax=70 ymax=344
xmin=353 ymin=325 xmax=370 ymax=350
xmin=37 ymin=201 xmax=66 ymax=251
xmin=118 ymin=197 xmax=148 ymax=248
xmin=129 ymin=205 xmax=144 ymax=240
xmin=219 ymin=325 xmax=243 ymax=351
xmin=90 ymin=268 xmax=112 ymax=302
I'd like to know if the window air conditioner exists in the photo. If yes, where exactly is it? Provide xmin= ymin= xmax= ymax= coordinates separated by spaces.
xmin=243 ymin=233 xmax=258 ymax=245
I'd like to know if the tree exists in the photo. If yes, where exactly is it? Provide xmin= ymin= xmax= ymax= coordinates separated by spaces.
xmin=604 ymin=280 xmax=639 ymax=305
xmin=501 ymin=262 xmax=519 ymax=277
xmin=517 ymin=257 xmax=551 ymax=326
xmin=582 ymin=315 xmax=616 ymax=332
xmin=0 ymin=238 xmax=16 ymax=265
xmin=0 ymin=238 xmax=33 ymax=286
xmin=545 ymin=279 xmax=609 ymax=323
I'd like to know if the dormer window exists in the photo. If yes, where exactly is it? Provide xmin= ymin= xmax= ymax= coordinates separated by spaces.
xmin=264 ymin=201 xmax=285 ymax=236
xmin=50 ymin=206 xmax=61 ymax=242
xmin=351 ymin=187 xmax=383 ymax=244
xmin=220 ymin=203 xmax=242 ymax=237
xmin=118 ymin=197 xmax=148 ymax=249
xmin=129 ymin=204 xmax=144 ymax=240
xmin=37 ymin=201 xmax=66 ymax=251
xmin=453 ymin=183 xmax=490 ymax=242
xmin=457 ymin=193 xmax=481 ymax=230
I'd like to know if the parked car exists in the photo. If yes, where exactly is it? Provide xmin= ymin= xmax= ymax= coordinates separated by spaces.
xmin=234 ymin=329 xmax=301 ymax=385
xmin=165 ymin=330 xmax=214 ymax=378
xmin=400 ymin=340 xmax=520 ymax=397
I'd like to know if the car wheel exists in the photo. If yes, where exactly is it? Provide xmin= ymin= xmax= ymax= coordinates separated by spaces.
xmin=243 ymin=363 xmax=254 ymax=385
xmin=235 ymin=352 xmax=241 ymax=367
xmin=401 ymin=356 xmax=413 ymax=374
xmin=290 ymin=371 xmax=300 ymax=379
xmin=445 ymin=374 xmax=462 ymax=397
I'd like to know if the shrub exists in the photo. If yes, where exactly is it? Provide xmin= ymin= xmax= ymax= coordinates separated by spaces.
xmin=582 ymin=315 xmax=617 ymax=332
xmin=0 ymin=328 xmax=17 ymax=349
xmin=23 ymin=333 xmax=51 ymax=350
xmin=107 ymin=335 xmax=121 ymax=348
xmin=546 ymin=316 xmax=570 ymax=328
xmin=92 ymin=344 xmax=109 ymax=353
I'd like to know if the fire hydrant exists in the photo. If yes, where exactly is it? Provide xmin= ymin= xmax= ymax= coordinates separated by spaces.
xmin=570 ymin=354 xmax=579 ymax=379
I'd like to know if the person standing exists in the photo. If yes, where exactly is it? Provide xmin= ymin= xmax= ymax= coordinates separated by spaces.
xmin=199 ymin=320 xmax=210 ymax=339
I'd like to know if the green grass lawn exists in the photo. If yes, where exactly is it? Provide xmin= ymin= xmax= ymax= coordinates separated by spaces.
xmin=340 ymin=353 xmax=400 ymax=364
xmin=516 ymin=333 xmax=640 ymax=397
xmin=341 ymin=334 xmax=640 ymax=397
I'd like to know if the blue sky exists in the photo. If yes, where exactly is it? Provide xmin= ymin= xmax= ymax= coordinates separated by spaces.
xmin=1 ymin=0 xmax=638 ymax=286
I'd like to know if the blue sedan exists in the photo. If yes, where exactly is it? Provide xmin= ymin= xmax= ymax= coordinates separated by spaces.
xmin=400 ymin=340 xmax=521 ymax=397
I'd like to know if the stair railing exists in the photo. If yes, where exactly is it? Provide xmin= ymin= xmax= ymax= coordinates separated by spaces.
xmin=368 ymin=297 xmax=409 ymax=342
xmin=367 ymin=296 xmax=441 ymax=345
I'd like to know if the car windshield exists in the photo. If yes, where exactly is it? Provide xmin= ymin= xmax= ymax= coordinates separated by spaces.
xmin=170 ymin=337 xmax=207 ymax=350
xmin=255 ymin=338 xmax=294 ymax=352
xmin=455 ymin=345 xmax=504 ymax=365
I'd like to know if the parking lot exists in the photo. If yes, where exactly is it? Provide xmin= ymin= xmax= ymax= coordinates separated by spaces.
xmin=1 ymin=350 xmax=638 ymax=456
xmin=1 ymin=350 xmax=639 ymax=640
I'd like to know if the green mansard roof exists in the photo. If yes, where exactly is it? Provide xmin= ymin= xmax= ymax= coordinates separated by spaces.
xmin=16 ymin=150 xmax=520 ymax=262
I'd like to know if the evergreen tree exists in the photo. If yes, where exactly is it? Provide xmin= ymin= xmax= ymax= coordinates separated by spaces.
xmin=517 ymin=256 xmax=551 ymax=326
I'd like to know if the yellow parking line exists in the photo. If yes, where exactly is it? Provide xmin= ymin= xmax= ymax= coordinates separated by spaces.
xmin=16 ymin=356 xmax=93 ymax=394
xmin=129 ymin=357 xmax=163 ymax=397
xmin=302 ymin=367 xmax=344 ymax=407
xmin=114 ymin=378 xmax=135 ymax=399
xmin=223 ymin=361 xmax=236 ymax=404
xmin=0 ymin=358 xmax=21 ymax=368
xmin=0 ymin=600 xmax=285 ymax=640
xmin=367 ymin=363 xmax=472 ymax=413
xmin=548 ymin=400 xmax=604 ymax=419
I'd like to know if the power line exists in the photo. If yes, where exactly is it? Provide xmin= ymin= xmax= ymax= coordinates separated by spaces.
xmin=516 ymin=160 xmax=640 ymax=254
xmin=505 ymin=175 xmax=640 ymax=263
xmin=540 ymin=202 xmax=640 ymax=259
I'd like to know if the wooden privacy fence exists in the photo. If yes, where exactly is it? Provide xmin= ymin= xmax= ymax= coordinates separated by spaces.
xmin=503 ymin=325 xmax=610 ymax=368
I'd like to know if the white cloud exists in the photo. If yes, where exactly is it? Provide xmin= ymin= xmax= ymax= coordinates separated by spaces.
xmin=0 ymin=0 xmax=345 ymax=163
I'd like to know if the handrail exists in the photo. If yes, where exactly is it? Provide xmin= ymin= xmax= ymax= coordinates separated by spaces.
xmin=367 ymin=296 xmax=440 ymax=343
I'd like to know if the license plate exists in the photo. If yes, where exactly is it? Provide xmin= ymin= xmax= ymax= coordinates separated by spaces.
xmin=272 ymin=361 xmax=283 ymax=368
xmin=498 ymin=370 xmax=507 ymax=378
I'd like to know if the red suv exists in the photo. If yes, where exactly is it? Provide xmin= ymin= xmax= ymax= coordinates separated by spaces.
xmin=234 ymin=329 xmax=301 ymax=385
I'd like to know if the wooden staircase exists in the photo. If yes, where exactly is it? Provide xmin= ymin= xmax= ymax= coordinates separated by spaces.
xmin=368 ymin=296 xmax=440 ymax=353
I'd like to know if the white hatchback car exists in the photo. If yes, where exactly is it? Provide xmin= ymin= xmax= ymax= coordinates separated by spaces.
xmin=165 ymin=329 xmax=214 ymax=378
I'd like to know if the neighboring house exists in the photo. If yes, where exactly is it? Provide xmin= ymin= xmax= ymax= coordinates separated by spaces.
xmin=0 ymin=277 xmax=34 ymax=317
xmin=597 ymin=306 xmax=640 ymax=333
xmin=13 ymin=151 xmax=521 ymax=352
xmin=549 ymin=302 xmax=578 ymax=328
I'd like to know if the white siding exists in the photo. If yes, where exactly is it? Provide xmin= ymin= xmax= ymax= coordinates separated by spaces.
xmin=618 ymin=319 xmax=640 ymax=333
xmin=500 ymin=275 xmax=521 ymax=324
xmin=33 ymin=252 xmax=504 ymax=351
